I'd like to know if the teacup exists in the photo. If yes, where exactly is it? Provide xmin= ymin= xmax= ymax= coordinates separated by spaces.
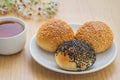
xmin=0 ymin=17 xmax=26 ymax=55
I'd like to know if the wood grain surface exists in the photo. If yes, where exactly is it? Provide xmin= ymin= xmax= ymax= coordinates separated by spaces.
xmin=0 ymin=0 xmax=120 ymax=80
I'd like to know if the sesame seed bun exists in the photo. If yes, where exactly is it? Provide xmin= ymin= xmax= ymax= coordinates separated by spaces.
xmin=36 ymin=19 xmax=74 ymax=52
xmin=75 ymin=21 xmax=114 ymax=53
xmin=55 ymin=40 xmax=96 ymax=71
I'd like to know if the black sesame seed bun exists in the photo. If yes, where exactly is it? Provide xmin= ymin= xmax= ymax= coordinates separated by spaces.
xmin=36 ymin=19 xmax=74 ymax=52
xmin=55 ymin=39 xmax=96 ymax=71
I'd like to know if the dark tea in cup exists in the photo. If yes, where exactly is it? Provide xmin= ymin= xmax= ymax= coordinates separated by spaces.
xmin=0 ymin=17 xmax=26 ymax=55
xmin=0 ymin=21 xmax=24 ymax=38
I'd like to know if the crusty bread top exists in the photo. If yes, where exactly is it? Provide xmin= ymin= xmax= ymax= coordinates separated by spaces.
xmin=75 ymin=21 xmax=113 ymax=53
xmin=36 ymin=19 xmax=74 ymax=52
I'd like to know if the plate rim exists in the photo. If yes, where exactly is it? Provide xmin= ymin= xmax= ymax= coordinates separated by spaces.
xmin=29 ymin=23 xmax=117 ymax=74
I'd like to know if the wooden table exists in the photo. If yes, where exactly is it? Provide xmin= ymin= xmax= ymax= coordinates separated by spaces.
xmin=0 ymin=0 xmax=120 ymax=80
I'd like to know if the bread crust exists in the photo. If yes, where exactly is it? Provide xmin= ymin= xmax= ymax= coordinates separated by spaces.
xmin=36 ymin=19 xmax=74 ymax=52
xmin=55 ymin=52 xmax=77 ymax=70
xmin=55 ymin=40 xmax=96 ymax=71
xmin=75 ymin=21 xmax=113 ymax=53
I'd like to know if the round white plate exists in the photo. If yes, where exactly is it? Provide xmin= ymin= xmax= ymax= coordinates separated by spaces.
xmin=29 ymin=23 xmax=117 ymax=74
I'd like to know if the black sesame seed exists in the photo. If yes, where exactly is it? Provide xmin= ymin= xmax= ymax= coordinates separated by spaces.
xmin=55 ymin=39 xmax=96 ymax=71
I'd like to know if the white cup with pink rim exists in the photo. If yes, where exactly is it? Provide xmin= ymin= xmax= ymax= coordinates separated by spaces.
xmin=0 ymin=17 xmax=26 ymax=55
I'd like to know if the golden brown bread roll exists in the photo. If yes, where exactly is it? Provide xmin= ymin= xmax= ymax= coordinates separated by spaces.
xmin=75 ymin=21 xmax=114 ymax=53
xmin=36 ymin=19 xmax=74 ymax=52
xmin=55 ymin=40 xmax=96 ymax=71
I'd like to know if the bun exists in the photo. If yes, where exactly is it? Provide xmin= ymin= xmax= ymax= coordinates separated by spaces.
xmin=75 ymin=21 xmax=114 ymax=53
xmin=55 ymin=40 xmax=96 ymax=71
xmin=36 ymin=19 xmax=74 ymax=52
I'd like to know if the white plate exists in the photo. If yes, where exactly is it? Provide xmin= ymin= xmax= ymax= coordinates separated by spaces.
xmin=29 ymin=23 xmax=117 ymax=74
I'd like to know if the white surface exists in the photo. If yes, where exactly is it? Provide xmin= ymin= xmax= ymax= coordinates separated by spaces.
xmin=29 ymin=23 xmax=117 ymax=74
